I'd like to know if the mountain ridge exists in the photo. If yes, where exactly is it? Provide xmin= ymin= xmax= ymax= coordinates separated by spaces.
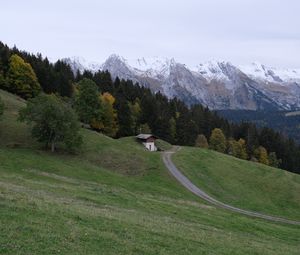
xmin=62 ymin=55 xmax=300 ymax=111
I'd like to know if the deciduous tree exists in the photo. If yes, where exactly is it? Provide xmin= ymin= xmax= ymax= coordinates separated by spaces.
xmin=254 ymin=146 xmax=269 ymax=165
xmin=268 ymin=152 xmax=282 ymax=168
xmin=100 ymin=92 xmax=118 ymax=137
xmin=75 ymin=78 xmax=102 ymax=125
xmin=209 ymin=128 xmax=226 ymax=153
xmin=19 ymin=94 xmax=82 ymax=152
xmin=195 ymin=134 xmax=208 ymax=148
xmin=6 ymin=54 xmax=41 ymax=98
xmin=238 ymin=138 xmax=248 ymax=160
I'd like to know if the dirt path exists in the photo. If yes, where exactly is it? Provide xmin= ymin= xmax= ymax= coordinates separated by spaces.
xmin=162 ymin=146 xmax=300 ymax=226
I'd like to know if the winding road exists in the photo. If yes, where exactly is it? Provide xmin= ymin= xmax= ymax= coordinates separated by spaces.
xmin=162 ymin=146 xmax=300 ymax=226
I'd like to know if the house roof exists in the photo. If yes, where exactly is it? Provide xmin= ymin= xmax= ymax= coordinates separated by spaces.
xmin=136 ymin=134 xmax=157 ymax=140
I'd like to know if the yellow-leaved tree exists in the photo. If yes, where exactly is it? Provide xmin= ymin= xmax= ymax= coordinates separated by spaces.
xmin=6 ymin=54 xmax=41 ymax=99
xmin=100 ymin=92 xmax=118 ymax=137
xmin=254 ymin=146 xmax=269 ymax=165
xmin=209 ymin=128 xmax=227 ymax=153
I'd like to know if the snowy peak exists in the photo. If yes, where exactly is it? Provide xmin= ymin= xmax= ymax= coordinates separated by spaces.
xmin=196 ymin=61 xmax=241 ymax=81
xmin=240 ymin=62 xmax=283 ymax=83
xmin=127 ymin=57 xmax=177 ymax=79
xmin=240 ymin=62 xmax=300 ymax=83
xmin=101 ymin=54 xmax=131 ymax=72
xmin=62 ymin=54 xmax=300 ymax=111
xmin=62 ymin=56 xmax=101 ymax=74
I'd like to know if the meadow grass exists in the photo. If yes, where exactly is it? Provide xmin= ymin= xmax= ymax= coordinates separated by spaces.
xmin=0 ymin=89 xmax=299 ymax=254
xmin=173 ymin=146 xmax=300 ymax=221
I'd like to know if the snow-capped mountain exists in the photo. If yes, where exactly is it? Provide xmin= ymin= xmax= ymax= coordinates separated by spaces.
xmin=239 ymin=62 xmax=300 ymax=83
xmin=62 ymin=56 xmax=101 ymax=74
xmin=62 ymin=55 xmax=300 ymax=111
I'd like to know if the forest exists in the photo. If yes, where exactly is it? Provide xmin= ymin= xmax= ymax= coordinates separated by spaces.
xmin=0 ymin=41 xmax=299 ymax=174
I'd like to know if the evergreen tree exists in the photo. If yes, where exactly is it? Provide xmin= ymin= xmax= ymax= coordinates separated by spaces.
xmin=209 ymin=128 xmax=227 ymax=153
xmin=53 ymin=60 xmax=75 ymax=97
xmin=19 ymin=94 xmax=82 ymax=152
xmin=115 ymin=98 xmax=134 ymax=137
xmin=6 ymin=54 xmax=41 ymax=98
xmin=168 ymin=117 xmax=177 ymax=144
xmin=0 ymin=96 xmax=4 ymax=118
xmin=139 ymin=123 xmax=151 ymax=134
xmin=75 ymin=78 xmax=102 ymax=125
xmin=195 ymin=134 xmax=209 ymax=148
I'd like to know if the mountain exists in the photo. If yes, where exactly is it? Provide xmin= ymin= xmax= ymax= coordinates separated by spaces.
xmin=63 ymin=55 xmax=300 ymax=111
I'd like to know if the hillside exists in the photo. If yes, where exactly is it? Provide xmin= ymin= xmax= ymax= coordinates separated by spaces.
xmin=173 ymin=147 xmax=300 ymax=221
xmin=217 ymin=109 xmax=300 ymax=144
xmin=0 ymin=90 xmax=300 ymax=254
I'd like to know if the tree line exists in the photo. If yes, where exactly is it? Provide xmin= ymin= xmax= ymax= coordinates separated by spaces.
xmin=0 ymin=41 xmax=299 ymax=174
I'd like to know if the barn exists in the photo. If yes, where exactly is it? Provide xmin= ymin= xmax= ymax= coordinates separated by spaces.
xmin=136 ymin=134 xmax=158 ymax=151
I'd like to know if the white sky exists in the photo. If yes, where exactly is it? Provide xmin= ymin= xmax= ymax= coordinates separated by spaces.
xmin=1 ymin=0 xmax=299 ymax=68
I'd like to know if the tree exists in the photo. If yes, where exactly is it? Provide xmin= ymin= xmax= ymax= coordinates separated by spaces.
xmin=19 ymin=94 xmax=82 ymax=152
xmin=237 ymin=138 xmax=248 ymax=160
xmin=75 ymin=78 xmax=102 ymax=125
xmin=168 ymin=117 xmax=177 ymax=144
xmin=129 ymin=99 xmax=141 ymax=134
xmin=268 ymin=152 xmax=282 ymax=168
xmin=195 ymin=134 xmax=208 ymax=148
xmin=0 ymin=96 xmax=4 ymax=117
xmin=116 ymin=99 xmax=134 ymax=137
xmin=139 ymin=123 xmax=151 ymax=134
xmin=254 ymin=146 xmax=269 ymax=165
xmin=227 ymin=138 xmax=240 ymax=157
xmin=228 ymin=138 xmax=248 ymax=159
xmin=6 ymin=54 xmax=41 ymax=98
xmin=209 ymin=128 xmax=226 ymax=153
xmin=100 ymin=92 xmax=118 ymax=137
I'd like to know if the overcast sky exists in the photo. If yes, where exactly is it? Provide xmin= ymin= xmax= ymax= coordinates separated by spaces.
xmin=1 ymin=0 xmax=299 ymax=68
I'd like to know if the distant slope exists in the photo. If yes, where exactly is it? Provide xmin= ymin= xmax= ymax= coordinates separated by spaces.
xmin=217 ymin=109 xmax=300 ymax=143
xmin=173 ymin=147 xmax=300 ymax=221
xmin=0 ymin=90 xmax=300 ymax=254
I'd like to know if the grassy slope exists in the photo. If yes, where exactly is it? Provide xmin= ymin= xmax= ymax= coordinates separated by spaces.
xmin=0 ymin=89 xmax=300 ymax=254
xmin=173 ymin=147 xmax=300 ymax=221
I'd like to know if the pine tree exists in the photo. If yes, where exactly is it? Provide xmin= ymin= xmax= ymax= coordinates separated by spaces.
xmin=116 ymin=98 xmax=134 ymax=137
xmin=168 ymin=117 xmax=177 ymax=144
xmin=139 ymin=123 xmax=151 ymax=134
xmin=0 ymin=96 xmax=4 ymax=118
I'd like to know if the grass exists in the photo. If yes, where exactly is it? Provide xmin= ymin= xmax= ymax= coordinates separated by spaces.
xmin=155 ymin=139 xmax=172 ymax=151
xmin=0 ymin=89 xmax=300 ymax=254
xmin=173 ymin=147 xmax=300 ymax=221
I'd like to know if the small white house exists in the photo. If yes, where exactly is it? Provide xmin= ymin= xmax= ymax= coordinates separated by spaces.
xmin=136 ymin=134 xmax=158 ymax=151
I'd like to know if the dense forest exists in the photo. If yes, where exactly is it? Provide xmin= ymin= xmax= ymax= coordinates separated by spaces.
xmin=218 ymin=110 xmax=300 ymax=144
xmin=0 ymin=41 xmax=299 ymax=174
